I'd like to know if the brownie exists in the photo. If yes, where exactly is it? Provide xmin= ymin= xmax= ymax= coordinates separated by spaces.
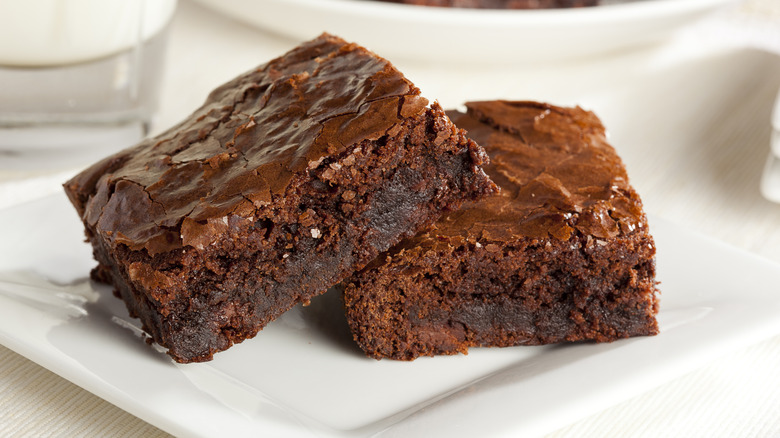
xmin=63 ymin=34 xmax=496 ymax=363
xmin=343 ymin=101 xmax=659 ymax=360
xmin=378 ymin=0 xmax=598 ymax=9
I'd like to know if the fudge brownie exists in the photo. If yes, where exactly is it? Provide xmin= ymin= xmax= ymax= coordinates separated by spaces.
xmin=343 ymin=101 xmax=659 ymax=360
xmin=378 ymin=0 xmax=598 ymax=9
xmin=63 ymin=34 xmax=496 ymax=363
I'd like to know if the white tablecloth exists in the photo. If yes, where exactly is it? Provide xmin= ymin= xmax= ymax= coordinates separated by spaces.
xmin=2 ymin=0 xmax=780 ymax=436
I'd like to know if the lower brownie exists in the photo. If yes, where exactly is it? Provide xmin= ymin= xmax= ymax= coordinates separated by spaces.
xmin=378 ymin=0 xmax=598 ymax=9
xmin=343 ymin=101 xmax=659 ymax=360
xmin=64 ymin=34 xmax=495 ymax=363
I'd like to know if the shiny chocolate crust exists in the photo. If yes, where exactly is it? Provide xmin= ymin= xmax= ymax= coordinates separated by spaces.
xmin=66 ymin=34 xmax=431 ymax=256
xmin=437 ymin=100 xmax=643 ymax=243
xmin=344 ymin=100 xmax=659 ymax=360
xmin=64 ymin=34 xmax=496 ymax=363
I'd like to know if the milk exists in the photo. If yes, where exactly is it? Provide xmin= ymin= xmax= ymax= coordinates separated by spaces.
xmin=0 ymin=0 xmax=177 ymax=66
xmin=0 ymin=0 xmax=177 ymax=155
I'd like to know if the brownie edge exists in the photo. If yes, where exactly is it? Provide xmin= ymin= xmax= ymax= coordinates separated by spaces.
xmin=64 ymin=34 xmax=496 ymax=363
xmin=343 ymin=100 xmax=659 ymax=360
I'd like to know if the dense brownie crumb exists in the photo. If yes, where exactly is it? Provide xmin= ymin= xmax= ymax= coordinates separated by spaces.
xmin=343 ymin=101 xmax=659 ymax=360
xmin=377 ymin=0 xmax=598 ymax=9
xmin=63 ymin=34 xmax=496 ymax=363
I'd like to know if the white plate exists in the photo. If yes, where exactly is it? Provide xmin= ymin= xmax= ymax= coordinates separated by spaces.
xmin=1 ymin=193 xmax=780 ymax=438
xmin=190 ymin=0 xmax=736 ymax=63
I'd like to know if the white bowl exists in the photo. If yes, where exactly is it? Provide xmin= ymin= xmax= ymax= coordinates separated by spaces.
xmin=191 ymin=0 xmax=736 ymax=63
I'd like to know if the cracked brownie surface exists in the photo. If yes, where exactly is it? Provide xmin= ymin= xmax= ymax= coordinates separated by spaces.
xmin=343 ymin=101 xmax=659 ymax=360
xmin=64 ymin=34 xmax=496 ymax=363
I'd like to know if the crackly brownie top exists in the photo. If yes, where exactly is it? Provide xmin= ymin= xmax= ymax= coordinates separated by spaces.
xmin=407 ymin=100 xmax=645 ymax=249
xmin=65 ymin=33 xmax=430 ymax=255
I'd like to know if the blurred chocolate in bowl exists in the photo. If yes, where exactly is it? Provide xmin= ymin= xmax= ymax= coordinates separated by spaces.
xmin=375 ymin=0 xmax=598 ymax=8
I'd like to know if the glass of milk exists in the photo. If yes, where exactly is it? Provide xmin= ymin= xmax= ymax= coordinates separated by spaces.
xmin=0 ymin=0 xmax=177 ymax=154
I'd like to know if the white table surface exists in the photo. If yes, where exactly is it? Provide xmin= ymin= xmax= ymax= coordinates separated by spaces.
xmin=2 ymin=0 xmax=780 ymax=436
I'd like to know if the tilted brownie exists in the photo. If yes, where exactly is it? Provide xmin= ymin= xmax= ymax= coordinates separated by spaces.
xmin=378 ymin=0 xmax=598 ymax=9
xmin=64 ymin=34 xmax=496 ymax=363
xmin=343 ymin=101 xmax=659 ymax=360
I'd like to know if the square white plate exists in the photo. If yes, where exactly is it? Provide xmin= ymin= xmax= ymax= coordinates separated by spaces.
xmin=1 ymin=193 xmax=779 ymax=438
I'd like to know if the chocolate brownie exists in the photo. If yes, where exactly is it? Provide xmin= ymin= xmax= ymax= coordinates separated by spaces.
xmin=343 ymin=101 xmax=659 ymax=360
xmin=378 ymin=0 xmax=598 ymax=9
xmin=63 ymin=34 xmax=496 ymax=363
